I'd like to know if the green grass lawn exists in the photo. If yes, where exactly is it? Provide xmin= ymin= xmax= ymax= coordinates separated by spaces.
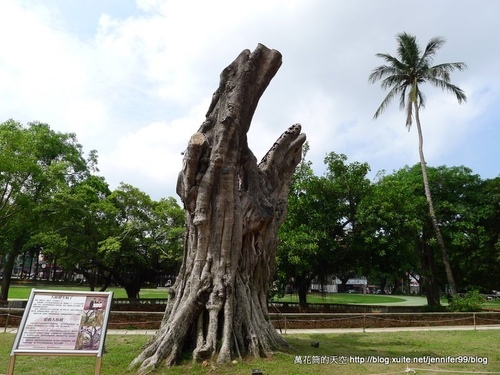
xmin=271 ymin=292 xmax=408 ymax=304
xmin=1 ymin=330 xmax=499 ymax=374
xmin=7 ymin=285 xmax=410 ymax=305
xmin=6 ymin=284 xmax=169 ymax=299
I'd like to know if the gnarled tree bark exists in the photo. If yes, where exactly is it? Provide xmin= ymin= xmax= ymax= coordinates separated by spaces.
xmin=129 ymin=44 xmax=306 ymax=373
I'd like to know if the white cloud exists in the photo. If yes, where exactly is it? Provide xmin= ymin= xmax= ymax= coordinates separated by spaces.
xmin=98 ymin=99 xmax=209 ymax=197
xmin=1 ymin=0 xmax=500 ymax=200
xmin=0 ymin=1 xmax=108 ymax=141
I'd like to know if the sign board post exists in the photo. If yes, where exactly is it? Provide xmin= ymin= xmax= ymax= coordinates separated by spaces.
xmin=8 ymin=289 xmax=113 ymax=375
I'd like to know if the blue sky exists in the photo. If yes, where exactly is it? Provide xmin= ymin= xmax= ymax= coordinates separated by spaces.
xmin=1 ymin=0 xmax=499 ymax=201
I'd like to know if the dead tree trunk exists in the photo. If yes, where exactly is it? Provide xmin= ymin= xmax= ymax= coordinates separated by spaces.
xmin=129 ymin=44 xmax=306 ymax=373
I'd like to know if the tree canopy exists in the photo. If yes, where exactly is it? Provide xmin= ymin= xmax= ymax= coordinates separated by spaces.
xmin=0 ymin=120 xmax=184 ymax=300
xmin=1 ymin=120 xmax=92 ymax=299
xmin=1 ymin=119 xmax=498 ymax=308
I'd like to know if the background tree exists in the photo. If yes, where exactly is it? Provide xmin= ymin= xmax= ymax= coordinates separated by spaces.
xmin=276 ymin=151 xmax=371 ymax=304
xmin=477 ymin=177 xmax=500 ymax=291
xmin=276 ymin=147 xmax=326 ymax=307
xmin=33 ymin=174 xmax=115 ymax=291
xmin=147 ymin=197 xmax=186 ymax=284
xmin=358 ymin=167 xmax=439 ymax=304
xmin=0 ymin=120 xmax=91 ymax=300
xmin=131 ymin=44 xmax=306 ymax=372
xmin=369 ymin=32 xmax=467 ymax=296
xmin=358 ymin=164 xmax=498 ymax=305
xmin=426 ymin=166 xmax=499 ymax=293
xmin=38 ymin=179 xmax=184 ymax=298
xmin=101 ymin=184 xmax=184 ymax=298
xmin=323 ymin=152 xmax=371 ymax=291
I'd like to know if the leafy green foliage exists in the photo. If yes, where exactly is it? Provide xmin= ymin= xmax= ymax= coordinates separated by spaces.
xmin=2 ymin=119 xmax=499 ymax=307
xmin=276 ymin=147 xmax=371 ymax=304
xmin=42 ymin=180 xmax=185 ymax=297
xmin=357 ymin=166 xmax=425 ymax=294
xmin=369 ymin=32 xmax=467 ymax=127
xmin=448 ymin=290 xmax=486 ymax=312
xmin=0 ymin=120 xmax=185 ymax=299
xmin=0 ymin=120 xmax=92 ymax=299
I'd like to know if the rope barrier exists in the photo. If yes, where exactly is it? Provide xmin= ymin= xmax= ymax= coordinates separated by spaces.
xmin=273 ymin=314 xmax=500 ymax=326
xmin=366 ymin=315 xmax=473 ymax=324
xmin=2 ymin=309 xmax=500 ymax=332
xmin=107 ymin=320 xmax=162 ymax=326
xmin=282 ymin=315 xmax=365 ymax=323
xmin=476 ymin=316 xmax=500 ymax=323
xmin=0 ymin=314 xmax=22 ymax=320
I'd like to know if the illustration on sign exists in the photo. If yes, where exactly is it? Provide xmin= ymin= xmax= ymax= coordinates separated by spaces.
xmin=76 ymin=296 xmax=108 ymax=350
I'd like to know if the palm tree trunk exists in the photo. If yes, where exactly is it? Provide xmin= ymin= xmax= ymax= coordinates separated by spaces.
xmin=414 ymin=102 xmax=457 ymax=297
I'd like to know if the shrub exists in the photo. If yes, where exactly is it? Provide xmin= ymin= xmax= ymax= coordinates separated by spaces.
xmin=447 ymin=290 xmax=485 ymax=312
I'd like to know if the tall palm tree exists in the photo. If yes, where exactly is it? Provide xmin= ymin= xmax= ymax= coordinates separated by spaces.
xmin=369 ymin=32 xmax=467 ymax=297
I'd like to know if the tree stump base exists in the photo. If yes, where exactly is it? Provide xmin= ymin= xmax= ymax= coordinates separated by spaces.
xmin=130 ymin=44 xmax=306 ymax=374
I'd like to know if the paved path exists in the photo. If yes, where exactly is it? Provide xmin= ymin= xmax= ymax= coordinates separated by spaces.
xmin=373 ymin=296 xmax=428 ymax=306
xmin=275 ymin=294 xmax=444 ymax=306
xmin=356 ymin=295 xmax=439 ymax=306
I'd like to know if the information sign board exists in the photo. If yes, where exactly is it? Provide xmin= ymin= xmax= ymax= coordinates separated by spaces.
xmin=8 ymin=289 xmax=113 ymax=375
